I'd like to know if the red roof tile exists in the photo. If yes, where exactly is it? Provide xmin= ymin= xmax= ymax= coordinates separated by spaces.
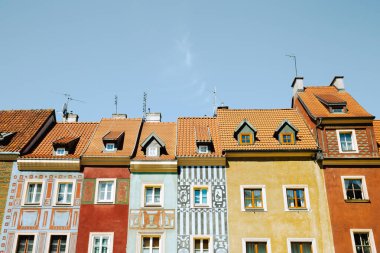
xmin=0 ymin=109 xmax=54 ymax=153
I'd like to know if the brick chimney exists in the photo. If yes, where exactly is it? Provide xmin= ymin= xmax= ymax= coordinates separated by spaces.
xmin=330 ymin=76 xmax=345 ymax=91
xmin=291 ymin=77 xmax=304 ymax=97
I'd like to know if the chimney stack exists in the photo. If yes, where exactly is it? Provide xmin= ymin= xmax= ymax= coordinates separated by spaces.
xmin=330 ymin=76 xmax=345 ymax=91
xmin=112 ymin=114 xmax=127 ymax=119
xmin=291 ymin=77 xmax=304 ymax=97
xmin=63 ymin=113 xmax=79 ymax=123
xmin=146 ymin=112 xmax=161 ymax=122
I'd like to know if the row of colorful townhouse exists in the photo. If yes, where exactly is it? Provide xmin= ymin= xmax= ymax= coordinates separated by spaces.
xmin=0 ymin=76 xmax=379 ymax=253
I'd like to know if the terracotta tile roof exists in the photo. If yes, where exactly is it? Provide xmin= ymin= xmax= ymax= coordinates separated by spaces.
xmin=102 ymin=131 xmax=124 ymax=141
xmin=84 ymin=118 xmax=142 ymax=157
xmin=177 ymin=117 xmax=222 ymax=157
xmin=0 ymin=109 xmax=54 ymax=153
xmin=134 ymin=122 xmax=176 ymax=160
xmin=373 ymin=120 xmax=380 ymax=154
xmin=53 ymin=136 xmax=79 ymax=145
xmin=22 ymin=122 xmax=98 ymax=159
xmin=298 ymin=86 xmax=373 ymax=118
xmin=316 ymin=94 xmax=346 ymax=105
xmin=216 ymin=108 xmax=317 ymax=151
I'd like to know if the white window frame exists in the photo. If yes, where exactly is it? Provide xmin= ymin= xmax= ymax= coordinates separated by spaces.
xmin=147 ymin=146 xmax=158 ymax=157
xmin=95 ymin=178 xmax=116 ymax=204
xmin=53 ymin=179 xmax=76 ymax=206
xmin=287 ymin=238 xmax=317 ymax=253
xmin=142 ymin=184 xmax=164 ymax=207
xmin=242 ymin=238 xmax=271 ymax=253
xmin=105 ymin=143 xmax=116 ymax=152
xmin=137 ymin=232 xmax=165 ymax=253
xmin=44 ymin=232 xmax=70 ymax=253
xmin=282 ymin=185 xmax=311 ymax=211
xmin=22 ymin=179 xmax=45 ymax=206
xmin=336 ymin=129 xmax=359 ymax=153
xmin=240 ymin=185 xmax=267 ymax=211
xmin=55 ymin=147 xmax=66 ymax=156
xmin=191 ymin=184 xmax=211 ymax=208
xmin=198 ymin=145 xmax=209 ymax=154
xmin=350 ymin=229 xmax=377 ymax=253
xmin=341 ymin=176 xmax=369 ymax=201
xmin=190 ymin=235 xmax=213 ymax=253
xmin=12 ymin=232 xmax=38 ymax=253
xmin=88 ymin=232 xmax=114 ymax=253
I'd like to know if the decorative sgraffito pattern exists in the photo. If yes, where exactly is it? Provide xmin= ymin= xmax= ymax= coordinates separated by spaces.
xmin=129 ymin=209 xmax=175 ymax=229
xmin=0 ymin=161 xmax=13 ymax=232
xmin=0 ymin=167 xmax=83 ymax=253
xmin=177 ymin=166 xmax=228 ymax=253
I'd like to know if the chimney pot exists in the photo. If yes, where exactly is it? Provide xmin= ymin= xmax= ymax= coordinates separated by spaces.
xmin=330 ymin=76 xmax=345 ymax=91
xmin=63 ymin=113 xmax=79 ymax=123
xmin=291 ymin=77 xmax=304 ymax=97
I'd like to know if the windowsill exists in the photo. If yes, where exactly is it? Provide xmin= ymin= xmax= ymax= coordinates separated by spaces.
xmin=95 ymin=201 xmax=115 ymax=205
xmin=286 ymin=208 xmax=309 ymax=212
xmin=54 ymin=203 xmax=73 ymax=206
xmin=144 ymin=204 xmax=163 ymax=208
xmin=345 ymin=199 xmax=370 ymax=203
xmin=192 ymin=205 xmax=211 ymax=209
xmin=23 ymin=203 xmax=42 ymax=206
xmin=243 ymin=208 xmax=266 ymax=212
xmin=339 ymin=150 xmax=359 ymax=154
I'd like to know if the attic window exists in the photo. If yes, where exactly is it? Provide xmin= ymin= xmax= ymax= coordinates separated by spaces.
xmin=234 ymin=120 xmax=257 ymax=145
xmin=198 ymin=145 xmax=209 ymax=153
xmin=316 ymin=94 xmax=347 ymax=114
xmin=0 ymin=132 xmax=15 ymax=145
xmin=53 ymin=136 xmax=80 ymax=155
xmin=147 ymin=146 xmax=158 ymax=157
xmin=274 ymin=120 xmax=298 ymax=145
xmin=102 ymin=131 xmax=124 ymax=152
xmin=195 ymin=126 xmax=212 ymax=154
xmin=141 ymin=132 xmax=166 ymax=157
xmin=56 ymin=148 xmax=66 ymax=156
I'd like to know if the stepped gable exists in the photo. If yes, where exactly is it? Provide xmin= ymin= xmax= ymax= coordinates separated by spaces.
xmin=217 ymin=108 xmax=317 ymax=151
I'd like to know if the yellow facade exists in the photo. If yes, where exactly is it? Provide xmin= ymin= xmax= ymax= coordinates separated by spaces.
xmin=227 ymin=159 xmax=335 ymax=252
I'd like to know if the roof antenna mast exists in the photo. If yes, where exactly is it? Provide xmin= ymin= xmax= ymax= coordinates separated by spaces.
xmin=61 ymin=93 xmax=85 ymax=120
xmin=286 ymin=54 xmax=298 ymax=76
xmin=143 ymin=92 xmax=147 ymax=119
xmin=114 ymin=95 xmax=118 ymax=114
xmin=213 ymin=87 xmax=217 ymax=116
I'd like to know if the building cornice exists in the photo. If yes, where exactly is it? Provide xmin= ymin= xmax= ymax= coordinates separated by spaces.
xmin=130 ymin=160 xmax=177 ymax=173
xmin=177 ymin=157 xmax=226 ymax=167
xmin=17 ymin=159 xmax=80 ymax=171
xmin=323 ymin=158 xmax=380 ymax=166
xmin=81 ymin=156 xmax=130 ymax=166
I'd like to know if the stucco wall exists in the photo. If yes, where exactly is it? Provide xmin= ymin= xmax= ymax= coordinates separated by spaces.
xmin=0 ymin=161 xmax=13 ymax=232
xmin=127 ymin=172 xmax=177 ymax=253
xmin=324 ymin=167 xmax=380 ymax=253
xmin=226 ymin=159 xmax=334 ymax=252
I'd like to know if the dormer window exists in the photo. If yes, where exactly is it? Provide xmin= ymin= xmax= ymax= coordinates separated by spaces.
xmin=56 ymin=148 xmax=66 ymax=156
xmin=105 ymin=143 xmax=116 ymax=152
xmin=198 ymin=145 xmax=209 ymax=153
xmin=0 ymin=132 xmax=15 ymax=146
xmin=274 ymin=120 xmax=298 ymax=145
xmin=316 ymin=94 xmax=347 ymax=114
xmin=141 ymin=132 xmax=166 ymax=157
xmin=234 ymin=120 xmax=257 ymax=145
xmin=102 ymin=131 xmax=124 ymax=152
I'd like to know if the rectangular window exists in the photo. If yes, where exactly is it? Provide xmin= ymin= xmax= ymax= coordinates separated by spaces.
xmin=105 ymin=143 xmax=115 ymax=152
xmin=96 ymin=179 xmax=116 ymax=203
xmin=342 ymin=176 xmax=369 ymax=201
xmin=290 ymin=242 xmax=312 ymax=253
xmin=244 ymin=189 xmax=263 ymax=209
xmin=240 ymin=133 xmax=253 ymax=144
xmin=194 ymin=188 xmax=208 ymax=206
xmin=194 ymin=238 xmax=209 ymax=253
xmin=280 ymin=133 xmax=294 ymax=144
xmin=145 ymin=187 xmax=161 ymax=206
xmin=90 ymin=235 xmax=111 ymax=253
xmin=198 ymin=145 xmax=209 ymax=154
xmin=246 ymin=242 xmax=267 ymax=253
xmin=56 ymin=183 xmax=73 ymax=205
xmin=49 ymin=235 xmax=67 ymax=253
xmin=26 ymin=183 xmax=42 ymax=205
xmin=56 ymin=148 xmax=66 ymax=156
xmin=287 ymin=189 xmax=305 ymax=209
xmin=337 ymin=130 xmax=358 ymax=153
xmin=350 ymin=230 xmax=377 ymax=253
xmin=142 ymin=236 xmax=160 ymax=253
xmin=16 ymin=235 xmax=34 ymax=253
xmin=147 ymin=147 xmax=158 ymax=157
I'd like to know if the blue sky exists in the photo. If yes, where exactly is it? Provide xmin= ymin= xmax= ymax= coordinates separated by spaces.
xmin=1 ymin=1 xmax=379 ymax=122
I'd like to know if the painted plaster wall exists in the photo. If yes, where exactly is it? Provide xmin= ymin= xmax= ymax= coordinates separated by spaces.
xmin=76 ymin=167 xmax=130 ymax=253
xmin=226 ymin=159 xmax=334 ymax=253
xmin=127 ymin=172 xmax=177 ymax=253
xmin=0 ymin=161 xmax=13 ymax=232
xmin=324 ymin=167 xmax=380 ymax=253
xmin=0 ymin=166 xmax=83 ymax=253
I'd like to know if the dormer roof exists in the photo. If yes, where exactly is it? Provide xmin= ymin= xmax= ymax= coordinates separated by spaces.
xmin=102 ymin=131 xmax=124 ymax=141
xmin=316 ymin=94 xmax=347 ymax=106
xmin=274 ymin=120 xmax=299 ymax=137
xmin=53 ymin=136 xmax=80 ymax=146
xmin=141 ymin=132 xmax=166 ymax=148
xmin=234 ymin=119 xmax=257 ymax=138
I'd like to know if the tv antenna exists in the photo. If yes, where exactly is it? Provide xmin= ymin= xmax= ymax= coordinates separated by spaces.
xmin=286 ymin=54 xmax=298 ymax=76
xmin=114 ymin=95 xmax=118 ymax=114
xmin=143 ymin=92 xmax=147 ymax=119
xmin=212 ymin=87 xmax=217 ymax=116
xmin=61 ymin=93 xmax=85 ymax=119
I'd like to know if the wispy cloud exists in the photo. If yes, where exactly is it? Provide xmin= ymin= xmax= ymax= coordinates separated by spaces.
xmin=177 ymin=34 xmax=193 ymax=68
